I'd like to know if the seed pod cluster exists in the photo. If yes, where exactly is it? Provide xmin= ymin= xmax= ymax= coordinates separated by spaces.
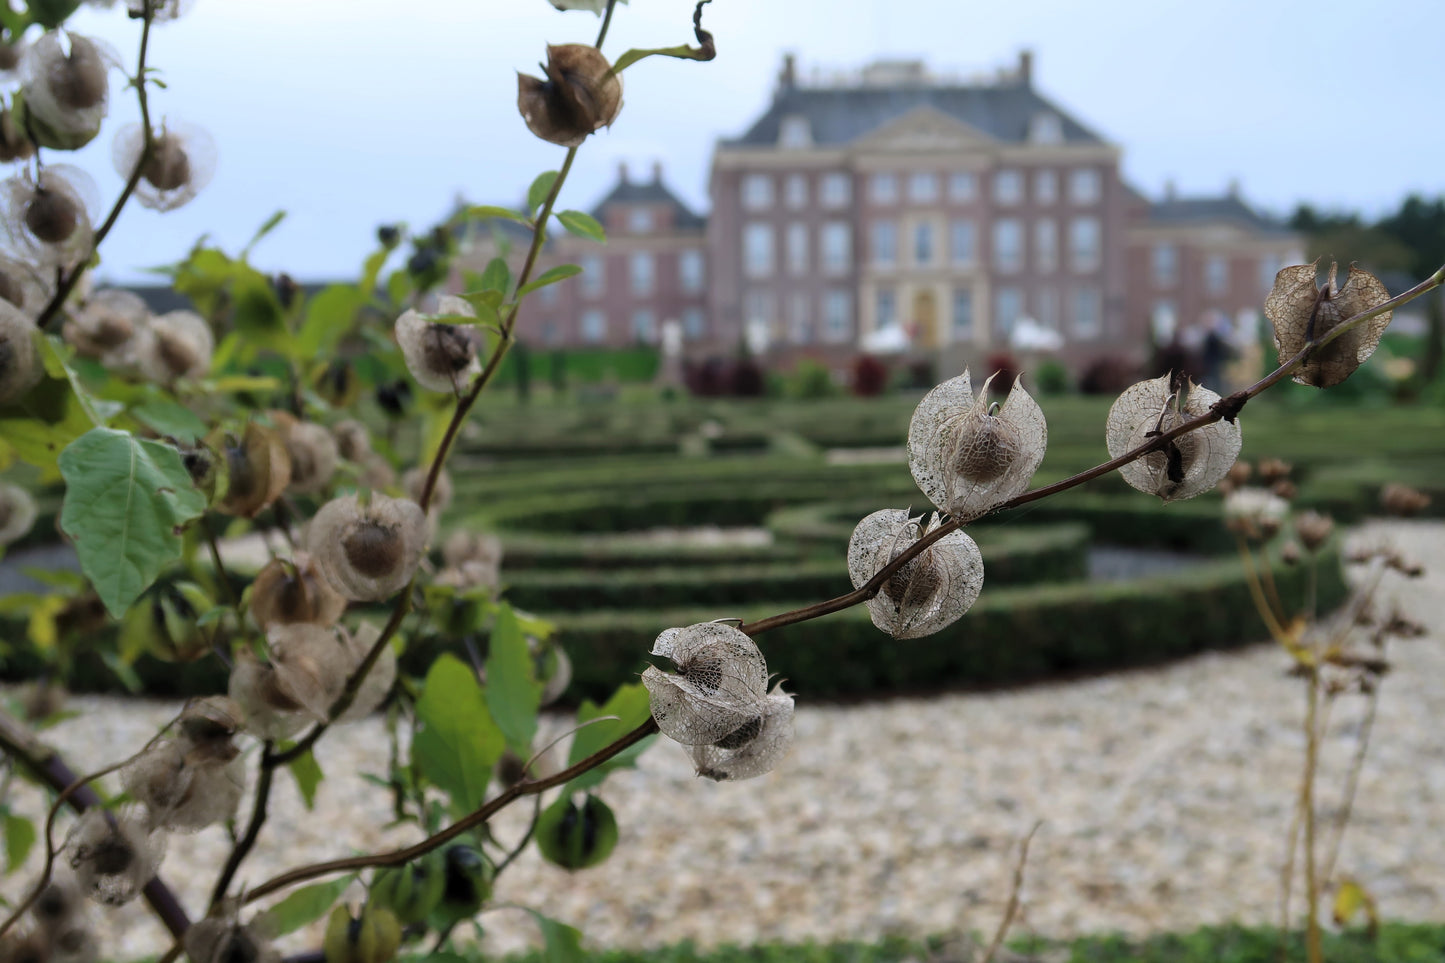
xmin=516 ymin=44 xmax=623 ymax=147
xmin=330 ymin=420 xmax=371 ymax=463
xmin=1222 ymin=487 xmax=1289 ymax=540
xmin=112 ymin=121 xmax=217 ymax=212
xmin=268 ymin=412 xmax=339 ymax=495
xmin=2 ymin=167 xmax=96 ymax=268
xmin=0 ymin=300 xmax=41 ymax=406
xmin=0 ymin=104 xmax=34 ymax=163
xmin=394 ymin=297 xmax=482 ymax=394
xmin=1293 ymin=510 xmax=1335 ymax=553
xmin=0 ymin=254 xmax=49 ymax=313
xmin=907 ymin=369 xmax=1047 ymax=520
xmin=121 ymin=698 xmax=246 ymax=832
xmin=435 ymin=529 xmax=503 ymax=592
xmin=1265 ymin=260 xmax=1392 ymax=388
xmin=1105 ymin=373 xmax=1242 ymax=502
xmin=64 ymin=810 xmax=164 ymax=906
xmin=8 ymin=873 xmax=96 ymax=963
xmin=846 ymin=509 xmax=984 ymax=639
xmin=308 ymin=494 xmax=428 ymax=601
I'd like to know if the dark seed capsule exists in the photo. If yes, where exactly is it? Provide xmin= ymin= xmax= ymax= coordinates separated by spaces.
xmin=143 ymin=135 xmax=191 ymax=191
xmin=714 ymin=714 xmax=762 ymax=751
xmin=25 ymin=190 xmax=80 ymax=244
xmin=343 ymin=519 xmax=403 ymax=578
xmin=52 ymin=37 xmax=109 ymax=111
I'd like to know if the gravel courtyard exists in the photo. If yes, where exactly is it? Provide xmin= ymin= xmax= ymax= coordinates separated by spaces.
xmin=3 ymin=519 xmax=1442 ymax=959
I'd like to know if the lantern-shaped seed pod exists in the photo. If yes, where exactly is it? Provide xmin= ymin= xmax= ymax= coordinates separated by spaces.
xmin=395 ymin=296 xmax=482 ymax=394
xmin=517 ymin=44 xmax=623 ymax=147
xmin=641 ymin=622 xmax=770 ymax=746
xmin=334 ymin=621 xmax=397 ymax=723
xmin=0 ymin=255 xmax=50 ymax=313
xmin=63 ymin=288 xmax=149 ymax=366
xmin=846 ymin=509 xmax=985 ymax=640
xmin=184 ymin=912 xmax=280 ymax=963
xmin=907 ymin=369 xmax=1048 ymax=521
xmin=307 ymin=493 xmax=427 ymax=601
xmin=0 ymin=106 xmax=35 ymax=163
xmin=330 ymin=419 xmax=371 ymax=462
xmin=133 ymin=309 xmax=213 ymax=384
xmin=1 ymin=167 xmax=96 ymax=269
xmin=112 ymin=121 xmax=217 ymax=212
xmin=121 ymin=736 xmax=245 ymax=833
xmin=265 ymin=623 xmax=352 ymax=722
xmin=0 ymin=482 xmax=38 ymax=547
xmin=1266 ymin=260 xmax=1392 ymax=388
xmin=690 ymin=683 xmax=795 ymax=782
xmin=176 ymin=696 xmax=245 ymax=764
xmin=267 ymin=412 xmax=338 ymax=495
xmin=19 ymin=32 xmax=116 ymax=149
xmin=217 ymin=423 xmax=291 ymax=518
xmin=64 ymin=810 xmax=165 ymax=906
xmin=0 ymin=301 xmax=42 ymax=406
xmin=227 ymin=651 xmax=308 ymax=741
xmin=535 ymin=639 xmax=572 ymax=707
xmin=249 ymin=553 xmax=347 ymax=631
xmin=1106 ymin=373 xmax=1242 ymax=502
xmin=401 ymin=466 xmax=451 ymax=514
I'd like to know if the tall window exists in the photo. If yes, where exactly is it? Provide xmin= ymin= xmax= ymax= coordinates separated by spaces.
xmin=1035 ymin=219 xmax=1058 ymax=273
xmin=913 ymin=222 xmax=935 ymax=266
xmin=951 ymin=287 xmax=974 ymax=340
xmin=682 ymin=306 xmax=705 ymax=340
xmin=821 ymin=222 xmax=851 ymax=274
xmin=1069 ymin=168 xmax=1101 ymax=204
xmin=629 ymin=251 xmax=655 ymax=296
xmin=871 ymin=220 xmax=897 ymax=266
xmin=949 ymin=219 xmax=976 ymax=265
xmin=1035 ymin=170 xmax=1058 ymax=205
xmin=581 ymin=308 xmax=606 ymax=343
xmin=785 ymin=174 xmax=808 ymax=209
xmin=948 ymin=172 xmax=977 ymax=202
xmin=1072 ymin=286 xmax=1102 ymax=338
xmin=743 ymin=223 xmax=774 ymax=278
xmin=679 ymin=249 xmax=704 ymax=293
xmin=993 ymin=169 xmax=1024 ymax=205
xmin=580 ymin=254 xmax=604 ymax=297
xmin=1152 ymin=243 xmax=1179 ymax=287
xmin=779 ymin=115 xmax=811 ymax=148
xmin=908 ymin=172 xmax=938 ymax=203
xmin=631 ymin=308 xmax=656 ymax=342
xmin=823 ymin=290 xmax=852 ymax=342
xmin=1036 ymin=287 xmax=1059 ymax=328
xmin=788 ymin=292 xmax=811 ymax=344
xmin=1069 ymin=217 xmax=1101 ymax=272
xmin=1205 ymin=255 xmax=1229 ymax=295
xmin=993 ymin=218 xmax=1023 ymax=273
xmin=994 ymin=286 xmax=1023 ymax=336
xmin=821 ymin=172 xmax=851 ymax=208
xmin=870 ymin=172 xmax=899 ymax=204
xmin=786 ymin=222 xmax=809 ymax=276
xmin=876 ymin=287 xmax=897 ymax=328
xmin=742 ymin=174 xmax=773 ymax=210
xmin=743 ymin=289 xmax=774 ymax=326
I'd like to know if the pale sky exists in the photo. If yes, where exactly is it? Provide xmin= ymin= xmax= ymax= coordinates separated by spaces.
xmin=46 ymin=0 xmax=1445 ymax=284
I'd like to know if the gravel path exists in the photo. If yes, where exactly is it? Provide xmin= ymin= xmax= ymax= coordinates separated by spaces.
xmin=2 ymin=519 xmax=1442 ymax=960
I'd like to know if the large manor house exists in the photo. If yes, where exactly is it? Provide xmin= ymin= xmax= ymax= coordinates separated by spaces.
xmin=460 ymin=53 xmax=1303 ymax=372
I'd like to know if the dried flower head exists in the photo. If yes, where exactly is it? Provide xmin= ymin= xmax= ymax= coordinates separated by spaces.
xmin=184 ymin=912 xmax=279 ymax=963
xmin=435 ymin=529 xmax=503 ymax=592
xmin=63 ymin=288 xmax=148 ymax=366
xmin=121 ymin=735 xmax=245 ymax=833
xmin=268 ymin=413 xmax=338 ymax=495
xmin=1106 ymin=373 xmax=1242 ymax=502
xmin=642 ymin=622 xmax=770 ymax=746
xmin=330 ymin=419 xmax=371 ymax=462
xmin=112 ymin=121 xmax=216 ymax=211
xmin=249 ymin=553 xmax=347 ymax=631
xmin=1380 ymin=482 xmax=1430 ymax=517
xmin=846 ymin=509 xmax=984 ymax=639
xmin=395 ymin=296 xmax=483 ymax=393
xmin=307 ymin=493 xmax=427 ymax=601
xmin=2 ymin=167 xmax=96 ymax=268
xmin=0 ymin=481 xmax=38 ymax=546
xmin=0 ymin=301 xmax=42 ymax=406
xmin=690 ymin=683 xmax=795 ymax=782
xmin=1256 ymin=458 xmax=1292 ymax=484
xmin=1271 ymin=479 xmax=1297 ymax=501
xmin=133 ymin=310 xmax=212 ymax=383
xmin=227 ymin=652 xmax=307 ymax=741
xmin=64 ymin=810 xmax=164 ymax=906
xmin=1223 ymin=487 xmax=1289 ymax=540
xmin=907 ymin=369 xmax=1047 ymax=520
xmin=1294 ymin=510 xmax=1334 ymax=553
xmin=217 ymin=423 xmax=291 ymax=518
xmin=19 ymin=32 xmax=116 ymax=147
xmin=1266 ymin=260 xmax=1392 ymax=388
xmin=517 ymin=44 xmax=623 ymax=147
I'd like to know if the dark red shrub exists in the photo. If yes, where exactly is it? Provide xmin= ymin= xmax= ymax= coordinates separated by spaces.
xmin=851 ymin=354 xmax=888 ymax=396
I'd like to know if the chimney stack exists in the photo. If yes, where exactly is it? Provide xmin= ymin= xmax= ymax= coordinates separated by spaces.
xmin=1018 ymin=49 xmax=1033 ymax=87
xmin=1164 ymin=179 xmax=1177 ymax=201
xmin=618 ymin=161 xmax=629 ymax=185
xmin=1227 ymin=177 xmax=1240 ymax=198
xmin=779 ymin=52 xmax=797 ymax=91
xmin=652 ymin=161 xmax=663 ymax=184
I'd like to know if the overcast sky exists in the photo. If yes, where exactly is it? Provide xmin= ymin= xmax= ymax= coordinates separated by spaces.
xmin=50 ymin=0 xmax=1445 ymax=285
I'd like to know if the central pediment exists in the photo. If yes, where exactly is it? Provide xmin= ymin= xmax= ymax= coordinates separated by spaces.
xmin=850 ymin=106 xmax=996 ymax=154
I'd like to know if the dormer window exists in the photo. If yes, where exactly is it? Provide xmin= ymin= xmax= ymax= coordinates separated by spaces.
xmin=628 ymin=208 xmax=652 ymax=233
xmin=779 ymin=114 xmax=812 ymax=148
xmin=1028 ymin=112 xmax=1064 ymax=145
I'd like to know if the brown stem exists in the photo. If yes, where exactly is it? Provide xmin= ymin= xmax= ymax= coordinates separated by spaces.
xmin=1321 ymin=683 xmax=1379 ymax=887
xmin=980 ymin=821 xmax=1041 ymax=963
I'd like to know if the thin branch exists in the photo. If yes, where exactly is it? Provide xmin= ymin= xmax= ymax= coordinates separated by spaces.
xmin=209 ymin=741 xmax=275 ymax=907
xmin=980 ymin=821 xmax=1042 ymax=963
xmin=1322 ymin=664 xmax=1383 ymax=886
xmin=494 ymin=794 xmax=543 ymax=877
xmin=594 ymin=0 xmax=619 ymax=49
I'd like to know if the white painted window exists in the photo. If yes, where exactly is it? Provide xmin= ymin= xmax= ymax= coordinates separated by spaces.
xmin=1152 ymin=243 xmax=1179 ymax=287
xmin=581 ymin=308 xmax=606 ymax=343
xmin=876 ymin=287 xmax=897 ymax=328
xmin=821 ymin=222 xmax=851 ymax=275
xmin=949 ymin=219 xmax=976 ymax=265
xmin=741 ymin=174 xmax=773 ymax=210
xmin=994 ymin=286 xmax=1023 ymax=336
xmin=871 ymin=220 xmax=897 ymax=267
xmin=1069 ymin=217 xmax=1101 ymax=272
xmin=629 ymin=251 xmax=655 ymax=296
xmin=1035 ymin=170 xmax=1058 ymax=205
xmin=580 ymin=254 xmax=604 ymax=297
xmin=786 ymin=222 xmax=809 ymax=276
xmin=1073 ymin=285 xmax=1102 ymax=338
xmin=627 ymin=208 xmax=651 ymax=233
xmin=913 ymin=222 xmax=935 ymax=266
xmin=1205 ymin=255 xmax=1229 ymax=295
xmin=908 ymin=172 xmax=938 ymax=203
xmin=870 ymin=172 xmax=899 ymax=204
xmin=743 ymin=223 xmax=774 ymax=278
xmin=823 ymin=290 xmax=852 ymax=341
xmin=631 ymin=308 xmax=656 ymax=342
xmin=951 ymin=287 xmax=974 ymax=340
xmin=1069 ymin=168 xmax=1102 ymax=205
xmin=785 ymin=174 xmax=808 ymax=209
xmin=779 ymin=115 xmax=812 ymax=148
xmin=682 ymin=306 xmax=705 ymax=340
xmin=1036 ymin=287 xmax=1059 ymax=328
xmin=993 ymin=218 xmax=1024 ymax=273
xmin=948 ymin=171 xmax=977 ymax=202
xmin=679 ymin=249 xmax=705 ymax=293
xmin=994 ymin=169 xmax=1024 ymax=205
xmin=821 ymin=172 xmax=851 ymax=208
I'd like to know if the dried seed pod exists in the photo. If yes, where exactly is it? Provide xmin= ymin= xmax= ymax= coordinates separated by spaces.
xmin=441 ymin=530 xmax=503 ymax=571
xmin=334 ymin=621 xmax=396 ymax=722
xmin=1270 ymin=479 xmax=1297 ymax=501
xmin=112 ymin=121 xmax=216 ymax=212
xmin=184 ymin=912 xmax=279 ymax=963
xmin=1106 ymin=374 xmax=1242 ymax=502
xmin=846 ymin=509 xmax=984 ymax=639
xmin=121 ymin=737 xmax=244 ymax=833
xmin=330 ymin=419 xmax=371 ymax=462
xmin=133 ymin=309 xmax=213 ymax=383
xmin=0 ymin=301 xmax=42 ymax=406
xmin=1294 ymin=511 xmax=1334 ymax=553
xmin=0 ymin=481 xmax=38 ymax=546
xmin=401 ymin=466 xmax=451 ymax=513
xmin=0 ymin=106 xmax=35 ymax=163
xmin=32 ymin=875 xmax=84 ymax=934
xmin=1266 ymin=260 xmax=1392 ymax=388
xmin=227 ymin=652 xmax=308 ymax=741
xmin=20 ymin=32 xmax=115 ymax=146
xmin=176 ymin=696 xmax=245 ymax=763
xmin=1223 ymin=487 xmax=1289 ymax=540
xmin=266 ymin=623 xmax=352 ymax=722
xmin=394 ymin=297 xmax=482 ymax=393
xmin=1380 ymin=482 xmax=1430 ymax=517
xmin=64 ymin=810 xmax=164 ymax=906
xmin=63 ymin=288 xmax=149 ymax=365
xmin=0 ymin=927 xmax=53 ymax=963
xmin=641 ymin=622 xmax=770 ymax=746
xmin=267 ymin=413 xmax=338 ymax=495
xmin=307 ymin=493 xmax=427 ymax=601
xmin=249 ymin=553 xmax=347 ymax=630
xmin=517 ymin=44 xmax=623 ymax=147
xmin=907 ymin=369 xmax=1047 ymax=520
xmin=691 ymin=683 xmax=795 ymax=781
xmin=217 ymin=423 xmax=291 ymax=518
xmin=1 ymin=167 xmax=96 ymax=268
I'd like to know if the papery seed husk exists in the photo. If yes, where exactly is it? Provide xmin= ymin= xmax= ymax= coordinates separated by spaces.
xmin=308 ymin=493 xmax=427 ymax=601
xmin=49 ymin=36 xmax=108 ymax=111
xmin=395 ymin=307 xmax=482 ymax=393
xmin=249 ymin=554 xmax=346 ymax=630
xmin=0 ymin=108 xmax=35 ymax=162
xmin=0 ymin=481 xmax=38 ymax=545
xmin=643 ymin=622 xmax=770 ymax=746
xmin=847 ymin=508 xmax=984 ymax=640
xmin=227 ymin=653 xmax=307 ymax=740
xmin=184 ymin=917 xmax=279 ymax=963
xmin=330 ymin=419 xmax=371 ymax=461
xmin=951 ymin=411 xmax=1023 ymax=484
xmin=517 ymin=44 xmax=623 ymax=148
xmin=136 ymin=310 xmax=212 ymax=383
xmin=64 ymin=810 xmax=163 ymax=906
xmin=690 ymin=685 xmax=795 ymax=781
xmin=1106 ymin=374 xmax=1241 ymax=502
xmin=1266 ymin=260 xmax=1393 ymax=388
xmin=218 ymin=423 xmax=291 ymax=518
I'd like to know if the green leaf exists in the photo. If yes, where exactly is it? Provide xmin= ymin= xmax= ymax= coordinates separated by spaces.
xmin=611 ymin=43 xmax=709 ymax=74
xmin=361 ymin=248 xmax=390 ymax=296
xmin=518 ymin=265 xmax=583 ymax=298
xmin=287 ymin=748 xmax=324 ymax=811
xmin=3 ymin=812 xmax=35 ymax=873
xmin=555 ymin=210 xmax=605 ymax=242
xmin=244 ymin=210 xmax=287 ymax=256
xmin=527 ymin=171 xmax=559 ymax=213
xmin=413 ymin=655 xmax=505 ymax=816
xmin=57 ymin=428 xmax=208 ymax=618
xmin=0 ymin=376 xmax=101 ymax=477
xmin=297 ymin=284 xmax=366 ymax=356
xmin=467 ymin=205 xmax=531 ymax=226
xmin=130 ymin=400 xmax=209 ymax=443
xmin=257 ymin=874 xmax=354 ymax=937
xmin=485 ymin=604 xmax=542 ymax=755
xmin=479 ymin=258 xmax=511 ymax=296
xmin=524 ymin=910 xmax=585 ymax=963
xmin=38 ymin=337 xmax=119 ymax=426
xmin=565 ymin=683 xmax=654 ymax=792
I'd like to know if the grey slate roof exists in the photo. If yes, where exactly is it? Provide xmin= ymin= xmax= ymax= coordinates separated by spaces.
xmin=590 ymin=178 xmax=706 ymax=231
xmin=724 ymin=81 xmax=1107 ymax=148
xmin=1148 ymin=196 xmax=1295 ymax=237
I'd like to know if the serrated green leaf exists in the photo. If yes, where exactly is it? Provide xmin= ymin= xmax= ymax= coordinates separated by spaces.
xmin=555 ymin=210 xmax=605 ymax=242
xmin=287 ymin=748 xmax=324 ymax=811
xmin=565 ymin=683 xmax=654 ymax=792
xmin=479 ymin=258 xmax=511 ymax=296
xmin=3 ymin=812 xmax=35 ymax=873
xmin=527 ymin=171 xmax=559 ymax=214
xmin=467 ymin=205 xmax=531 ymax=226
xmin=57 ymin=428 xmax=208 ymax=618
xmin=257 ymin=874 xmax=354 ymax=936
xmin=518 ymin=265 xmax=582 ymax=298
xmin=130 ymin=400 xmax=209 ymax=443
xmin=485 ymin=604 xmax=542 ymax=755
xmin=413 ymin=655 xmax=504 ymax=816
